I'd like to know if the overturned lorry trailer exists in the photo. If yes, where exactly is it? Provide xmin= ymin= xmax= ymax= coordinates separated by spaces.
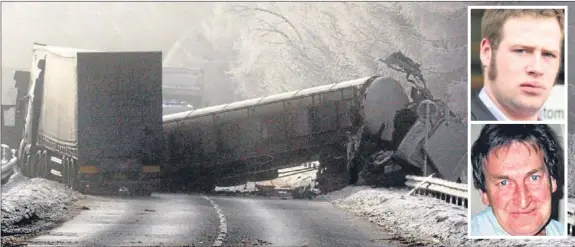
xmin=162 ymin=52 xmax=467 ymax=193
xmin=17 ymin=43 xmax=164 ymax=196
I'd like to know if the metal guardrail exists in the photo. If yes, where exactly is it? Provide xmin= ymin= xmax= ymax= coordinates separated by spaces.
xmin=568 ymin=202 xmax=575 ymax=236
xmin=405 ymin=175 xmax=575 ymax=236
xmin=405 ymin=175 xmax=468 ymax=208
xmin=1 ymin=157 xmax=17 ymax=184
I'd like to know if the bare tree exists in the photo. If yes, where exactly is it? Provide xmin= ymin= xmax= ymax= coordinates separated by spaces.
xmin=4 ymin=2 xmax=470 ymax=116
xmin=219 ymin=2 xmax=468 ymax=118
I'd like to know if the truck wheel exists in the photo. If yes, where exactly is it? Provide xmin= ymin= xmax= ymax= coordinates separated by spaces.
xmin=69 ymin=159 xmax=78 ymax=191
xmin=64 ymin=156 xmax=74 ymax=188
xmin=62 ymin=156 xmax=68 ymax=185
xmin=33 ymin=151 xmax=42 ymax=178
xmin=41 ymin=150 xmax=49 ymax=179
xmin=24 ymin=155 xmax=31 ymax=177
xmin=20 ymin=154 xmax=31 ymax=177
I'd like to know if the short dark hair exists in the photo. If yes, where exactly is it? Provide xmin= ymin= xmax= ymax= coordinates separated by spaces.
xmin=471 ymin=124 xmax=563 ymax=193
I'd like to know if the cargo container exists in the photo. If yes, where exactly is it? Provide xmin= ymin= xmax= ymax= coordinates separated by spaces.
xmin=17 ymin=43 xmax=164 ymax=196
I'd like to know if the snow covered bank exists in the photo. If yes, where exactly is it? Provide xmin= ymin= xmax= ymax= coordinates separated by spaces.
xmin=1 ymin=173 xmax=85 ymax=246
xmin=330 ymin=186 xmax=575 ymax=246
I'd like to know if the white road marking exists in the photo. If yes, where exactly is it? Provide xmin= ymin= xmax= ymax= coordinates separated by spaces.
xmin=202 ymin=195 xmax=227 ymax=247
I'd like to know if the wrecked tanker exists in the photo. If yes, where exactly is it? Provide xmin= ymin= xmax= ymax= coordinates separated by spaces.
xmin=162 ymin=51 xmax=467 ymax=193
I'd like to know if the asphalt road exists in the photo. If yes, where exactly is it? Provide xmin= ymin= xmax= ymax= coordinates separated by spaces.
xmin=212 ymin=195 xmax=394 ymax=247
xmin=24 ymin=193 xmax=397 ymax=247
xmin=25 ymin=194 xmax=219 ymax=246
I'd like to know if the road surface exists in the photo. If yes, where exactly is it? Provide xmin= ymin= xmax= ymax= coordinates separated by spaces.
xmin=24 ymin=193 xmax=398 ymax=247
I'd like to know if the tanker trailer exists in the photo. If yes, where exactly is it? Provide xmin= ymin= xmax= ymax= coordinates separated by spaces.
xmin=17 ymin=43 xmax=164 ymax=196
xmin=344 ymin=51 xmax=467 ymax=189
xmin=162 ymin=51 xmax=466 ymax=194
xmin=162 ymin=77 xmax=381 ymax=193
xmin=163 ymin=75 xmax=413 ymax=193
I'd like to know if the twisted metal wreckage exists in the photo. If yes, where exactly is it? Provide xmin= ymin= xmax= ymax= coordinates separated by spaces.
xmin=162 ymin=51 xmax=467 ymax=194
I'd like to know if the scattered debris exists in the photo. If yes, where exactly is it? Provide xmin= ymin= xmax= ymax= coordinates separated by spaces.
xmin=291 ymin=185 xmax=318 ymax=200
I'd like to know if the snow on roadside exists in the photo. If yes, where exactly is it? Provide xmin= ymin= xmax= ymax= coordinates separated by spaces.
xmin=330 ymin=186 xmax=575 ymax=247
xmin=2 ymin=173 xmax=85 ymax=246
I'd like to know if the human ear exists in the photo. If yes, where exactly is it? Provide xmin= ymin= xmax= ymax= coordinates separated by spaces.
xmin=479 ymin=38 xmax=492 ymax=70
xmin=480 ymin=189 xmax=490 ymax=206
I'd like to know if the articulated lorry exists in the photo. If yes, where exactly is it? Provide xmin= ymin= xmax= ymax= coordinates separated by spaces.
xmin=163 ymin=51 xmax=467 ymax=193
xmin=17 ymin=43 xmax=164 ymax=196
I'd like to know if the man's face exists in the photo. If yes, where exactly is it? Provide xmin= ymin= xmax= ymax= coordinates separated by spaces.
xmin=480 ymin=16 xmax=562 ymax=119
xmin=481 ymin=142 xmax=557 ymax=236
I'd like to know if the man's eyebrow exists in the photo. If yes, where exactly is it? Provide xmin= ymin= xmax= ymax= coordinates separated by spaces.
xmin=526 ymin=166 xmax=545 ymax=176
xmin=490 ymin=166 xmax=545 ymax=180
xmin=542 ymin=47 xmax=561 ymax=56
xmin=511 ymin=44 xmax=560 ymax=55
xmin=493 ymin=174 xmax=509 ymax=180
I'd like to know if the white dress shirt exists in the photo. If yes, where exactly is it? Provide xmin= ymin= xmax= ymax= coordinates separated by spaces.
xmin=478 ymin=88 xmax=543 ymax=121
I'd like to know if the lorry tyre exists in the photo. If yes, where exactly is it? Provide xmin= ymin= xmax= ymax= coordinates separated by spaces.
xmin=24 ymin=155 xmax=31 ymax=177
xmin=41 ymin=150 xmax=48 ymax=179
xmin=64 ymin=156 xmax=74 ymax=188
xmin=62 ymin=156 xmax=68 ymax=185
xmin=20 ymin=154 xmax=31 ymax=177
xmin=33 ymin=151 xmax=42 ymax=178
xmin=64 ymin=157 xmax=69 ymax=187
xmin=69 ymin=159 xmax=79 ymax=190
xmin=67 ymin=157 xmax=73 ymax=188
xmin=17 ymin=140 xmax=29 ymax=176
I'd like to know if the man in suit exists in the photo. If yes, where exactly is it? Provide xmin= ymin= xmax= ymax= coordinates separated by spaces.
xmin=471 ymin=9 xmax=564 ymax=121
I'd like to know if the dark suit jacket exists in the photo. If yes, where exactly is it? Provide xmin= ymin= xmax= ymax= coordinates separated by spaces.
xmin=470 ymin=94 xmax=497 ymax=121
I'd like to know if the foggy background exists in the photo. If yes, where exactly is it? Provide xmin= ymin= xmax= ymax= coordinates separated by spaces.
xmin=2 ymin=2 xmax=468 ymax=116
